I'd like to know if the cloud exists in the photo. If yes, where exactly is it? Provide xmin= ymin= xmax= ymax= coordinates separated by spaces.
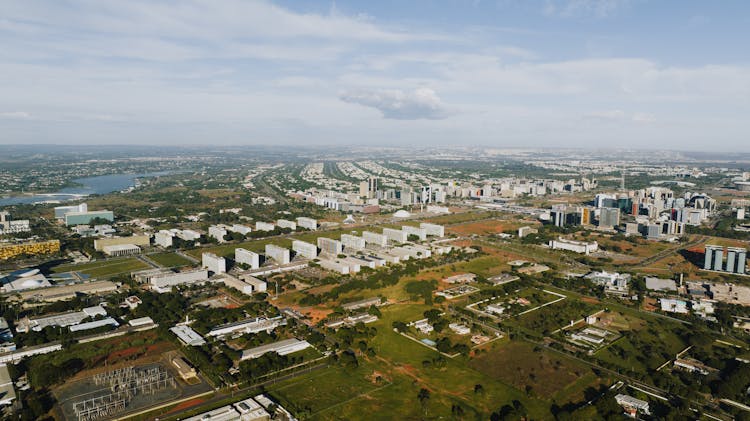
xmin=583 ymin=110 xmax=656 ymax=123
xmin=632 ymin=112 xmax=656 ymax=123
xmin=340 ymin=88 xmax=450 ymax=120
xmin=543 ymin=0 xmax=630 ymax=18
xmin=0 ymin=111 xmax=32 ymax=120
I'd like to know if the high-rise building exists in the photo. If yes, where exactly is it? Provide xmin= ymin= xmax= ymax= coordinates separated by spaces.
xmin=599 ymin=208 xmax=620 ymax=228
xmin=727 ymin=247 xmax=747 ymax=274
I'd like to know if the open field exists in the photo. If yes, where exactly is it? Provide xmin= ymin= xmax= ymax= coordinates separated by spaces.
xmin=148 ymin=252 xmax=193 ymax=268
xmin=448 ymin=218 xmax=538 ymax=236
xmin=50 ymin=257 xmax=150 ymax=278
xmin=469 ymin=341 xmax=600 ymax=401
xmin=420 ymin=210 xmax=495 ymax=225
xmin=512 ymin=296 xmax=600 ymax=336
xmin=270 ymin=303 xmax=553 ymax=420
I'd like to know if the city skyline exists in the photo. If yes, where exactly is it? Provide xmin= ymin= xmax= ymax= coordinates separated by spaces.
xmin=1 ymin=0 xmax=748 ymax=150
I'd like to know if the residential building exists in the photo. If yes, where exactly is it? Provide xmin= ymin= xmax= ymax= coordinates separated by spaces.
xmin=202 ymin=252 xmax=226 ymax=274
xmin=265 ymin=244 xmax=290 ymax=264
xmin=317 ymin=237 xmax=343 ymax=255
xmin=403 ymin=225 xmax=427 ymax=241
xmin=154 ymin=230 xmax=173 ymax=247
xmin=255 ymin=221 xmax=275 ymax=231
xmin=276 ymin=219 xmax=297 ymax=230
xmin=383 ymin=227 xmax=407 ymax=243
xmin=296 ymin=217 xmax=317 ymax=230
xmin=420 ymin=223 xmax=445 ymax=237
xmin=235 ymin=248 xmax=260 ymax=269
xmin=292 ymin=240 xmax=318 ymax=259
xmin=341 ymin=234 xmax=366 ymax=251
xmin=208 ymin=225 xmax=229 ymax=242
xmin=363 ymin=231 xmax=387 ymax=247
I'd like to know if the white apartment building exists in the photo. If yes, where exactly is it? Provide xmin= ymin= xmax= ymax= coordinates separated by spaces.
xmin=265 ymin=244 xmax=290 ymax=264
xmin=292 ymin=240 xmax=318 ymax=259
xmin=341 ymin=234 xmax=366 ymax=251
xmin=420 ymin=222 xmax=445 ymax=237
xmin=317 ymin=237 xmax=343 ymax=255
xmin=402 ymin=225 xmax=427 ymax=241
xmin=383 ymin=228 xmax=408 ymax=243
xmin=255 ymin=221 xmax=275 ymax=232
xmin=235 ymin=248 xmax=260 ymax=269
xmin=202 ymin=252 xmax=227 ymax=274
xmin=296 ymin=217 xmax=317 ymax=230
xmin=363 ymin=231 xmax=387 ymax=247
xmin=277 ymin=219 xmax=297 ymax=230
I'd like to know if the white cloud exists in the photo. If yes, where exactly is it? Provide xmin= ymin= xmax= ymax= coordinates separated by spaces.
xmin=0 ymin=111 xmax=32 ymax=120
xmin=584 ymin=110 xmax=626 ymax=120
xmin=543 ymin=0 xmax=630 ymax=18
xmin=340 ymin=88 xmax=450 ymax=120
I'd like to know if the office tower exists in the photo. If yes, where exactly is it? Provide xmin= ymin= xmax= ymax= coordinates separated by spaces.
xmin=599 ymin=208 xmax=620 ymax=228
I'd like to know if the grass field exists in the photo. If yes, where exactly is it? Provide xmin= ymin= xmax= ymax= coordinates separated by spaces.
xmin=448 ymin=218 xmax=538 ymax=236
xmin=270 ymin=303 xmax=552 ymax=420
xmin=469 ymin=341 xmax=598 ymax=400
xmin=512 ymin=297 xmax=600 ymax=336
xmin=149 ymin=252 xmax=193 ymax=268
xmin=51 ymin=257 xmax=150 ymax=278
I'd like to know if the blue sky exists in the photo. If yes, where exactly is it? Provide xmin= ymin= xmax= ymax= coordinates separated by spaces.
xmin=1 ymin=0 xmax=748 ymax=150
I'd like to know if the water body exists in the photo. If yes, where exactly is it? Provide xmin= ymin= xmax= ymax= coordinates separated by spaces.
xmin=0 ymin=172 xmax=170 ymax=207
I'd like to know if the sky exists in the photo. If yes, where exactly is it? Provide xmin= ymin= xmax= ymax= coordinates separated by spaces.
xmin=1 ymin=0 xmax=748 ymax=150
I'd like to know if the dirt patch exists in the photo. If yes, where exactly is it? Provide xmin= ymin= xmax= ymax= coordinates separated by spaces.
xmin=163 ymin=397 xmax=207 ymax=415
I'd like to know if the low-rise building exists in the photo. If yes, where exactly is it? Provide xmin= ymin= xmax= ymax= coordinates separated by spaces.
xmin=443 ymin=273 xmax=476 ymax=284
xmin=362 ymin=231 xmax=387 ymax=247
xmin=660 ymin=298 xmax=689 ymax=314
xmin=645 ymin=277 xmax=678 ymax=292
xmin=102 ymin=244 xmax=141 ymax=257
xmin=208 ymin=316 xmax=285 ymax=338
xmin=170 ymin=325 xmax=206 ymax=346
xmin=94 ymin=235 xmax=150 ymax=251
xmin=149 ymin=269 xmax=209 ymax=293
xmin=549 ymin=238 xmax=599 ymax=255
xmin=342 ymin=297 xmax=382 ymax=311
xmin=208 ymin=225 xmax=229 ymax=242
xmin=240 ymin=338 xmax=310 ymax=360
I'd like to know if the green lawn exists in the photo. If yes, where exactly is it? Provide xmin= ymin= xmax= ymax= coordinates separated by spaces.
xmin=148 ymin=252 xmax=193 ymax=268
xmin=51 ymin=257 xmax=150 ymax=278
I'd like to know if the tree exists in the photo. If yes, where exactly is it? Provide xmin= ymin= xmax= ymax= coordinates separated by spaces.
xmin=417 ymin=388 xmax=431 ymax=412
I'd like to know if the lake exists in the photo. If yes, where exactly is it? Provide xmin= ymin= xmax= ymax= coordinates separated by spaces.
xmin=0 ymin=172 xmax=170 ymax=207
